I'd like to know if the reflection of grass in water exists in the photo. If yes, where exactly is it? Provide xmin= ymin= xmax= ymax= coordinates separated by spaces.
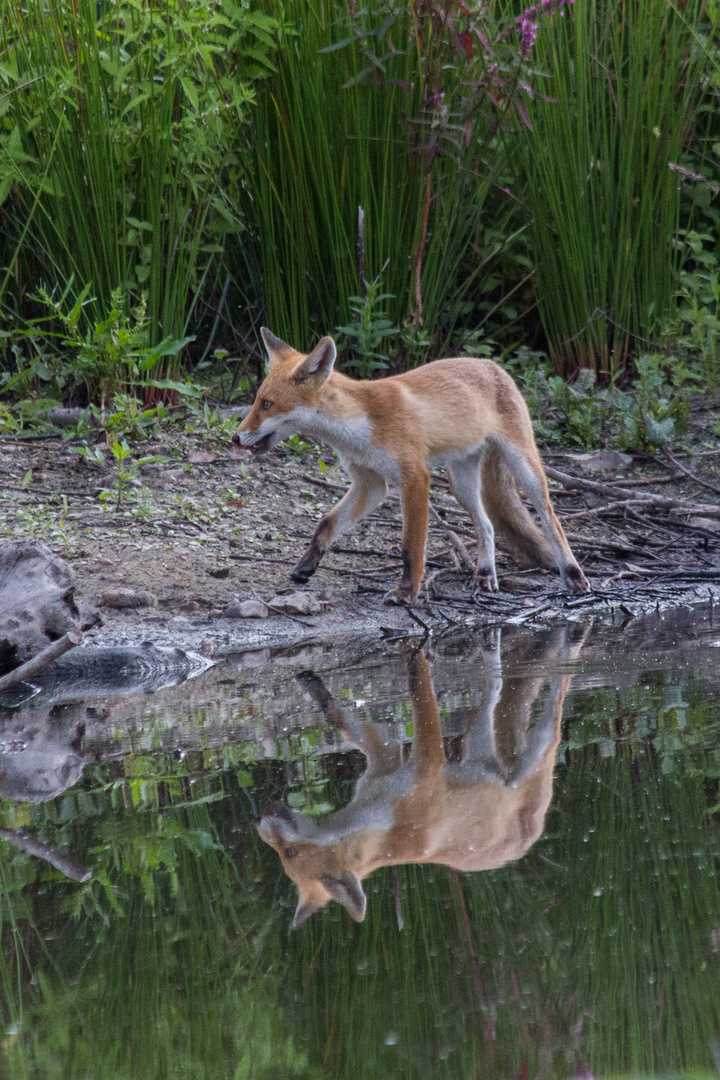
xmin=284 ymin=689 xmax=720 ymax=1078
xmin=0 ymin=798 xmax=311 ymax=1080
xmin=1 ymin=674 xmax=720 ymax=1077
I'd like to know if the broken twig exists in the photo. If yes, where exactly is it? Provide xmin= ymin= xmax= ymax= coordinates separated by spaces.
xmin=0 ymin=828 xmax=92 ymax=882
xmin=0 ymin=629 xmax=82 ymax=695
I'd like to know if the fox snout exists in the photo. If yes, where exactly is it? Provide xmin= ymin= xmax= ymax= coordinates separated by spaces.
xmin=231 ymin=415 xmax=280 ymax=455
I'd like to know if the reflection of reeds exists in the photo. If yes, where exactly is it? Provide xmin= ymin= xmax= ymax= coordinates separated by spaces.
xmin=2 ymin=670 xmax=720 ymax=1077
xmin=285 ymin=689 xmax=720 ymax=1077
xmin=0 ymin=799 xmax=300 ymax=1079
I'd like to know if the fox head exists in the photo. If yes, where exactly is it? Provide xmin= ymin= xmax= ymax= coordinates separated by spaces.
xmin=232 ymin=328 xmax=337 ymax=455
xmin=257 ymin=806 xmax=367 ymax=927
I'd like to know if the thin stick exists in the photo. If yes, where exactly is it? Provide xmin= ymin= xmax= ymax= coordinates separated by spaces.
xmin=358 ymin=205 xmax=366 ymax=300
xmin=664 ymin=449 xmax=720 ymax=498
xmin=0 ymin=630 xmax=82 ymax=695
xmin=428 ymin=504 xmax=476 ymax=574
xmin=0 ymin=828 xmax=91 ymax=882
xmin=562 ymin=498 xmax=651 ymax=520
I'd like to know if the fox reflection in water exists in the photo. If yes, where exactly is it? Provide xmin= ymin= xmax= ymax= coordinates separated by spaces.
xmin=257 ymin=626 xmax=588 ymax=926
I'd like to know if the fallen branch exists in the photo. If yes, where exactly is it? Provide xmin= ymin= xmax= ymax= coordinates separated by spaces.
xmin=0 ymin=629 xmax=82 ymax=695
xmin=548 ymin=466 xmax=720 ymax=517
xmin=663 ymin=449 xmax=720 ymax=499
xmin=428 ymin=504 xmax=476 ymax=574
xmin=0 ymin=828 xmax=91 ymax=882
xmin=563 ymin=498 xmax=650 ymax=520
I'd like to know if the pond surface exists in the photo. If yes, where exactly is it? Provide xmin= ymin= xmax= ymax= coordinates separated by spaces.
xmin=1 ymin=609 xmax=720 ymax=1079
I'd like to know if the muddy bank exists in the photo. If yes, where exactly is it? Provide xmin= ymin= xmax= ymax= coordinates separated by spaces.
xmin=2 ymin=422 xmax=720 ymax=655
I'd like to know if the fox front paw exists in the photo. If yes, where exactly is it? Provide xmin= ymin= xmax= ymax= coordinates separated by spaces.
xmin=383 ymin=584 xmax=417 ymax=606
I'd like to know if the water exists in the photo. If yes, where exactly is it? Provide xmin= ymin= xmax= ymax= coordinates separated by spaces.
xmin=1 ymin=609 xmax=720 ymax=1078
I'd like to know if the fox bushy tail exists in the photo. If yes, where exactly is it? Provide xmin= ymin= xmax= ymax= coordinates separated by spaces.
xmin=481 ymin=443 xmax=555 ymax=570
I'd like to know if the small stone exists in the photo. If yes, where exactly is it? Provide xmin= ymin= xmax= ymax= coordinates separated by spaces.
xmin=181 ymin=600 xmax=201 ymax=613
xmin=268 ymin=592 xmax=324 ymax=615
xmin=225 ymin=599 xmax=268 ymax=619
xmin=100 ymin=588 xmax=156 ymax=610
xmin=207 ymin=566 xmax=230 ymax=579
xmin=568 ymin=450 xmax=633 ymax=474
xmin=188 ymin=451 xmax=216 ymax=464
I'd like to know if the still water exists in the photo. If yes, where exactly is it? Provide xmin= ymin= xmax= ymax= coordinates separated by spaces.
xmin=1 ymin=609 xmax=720 ymax=1078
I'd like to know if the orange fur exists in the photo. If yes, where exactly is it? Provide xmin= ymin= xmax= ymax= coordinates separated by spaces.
xmin=233 ymin=329 xmax=589 ymax=599
xmin=257 ymin=626 xmax=587 ymax=926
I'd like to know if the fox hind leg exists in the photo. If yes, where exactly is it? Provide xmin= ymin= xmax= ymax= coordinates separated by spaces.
xmin=291 ymin=466 xmax=387 ymax=584
xmin=501 ymin=444 xmax=589 ymax=593
xmin=446 ymin=454 xmax=499 ymax=591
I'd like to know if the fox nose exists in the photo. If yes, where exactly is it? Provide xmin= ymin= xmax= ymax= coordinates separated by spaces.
xmin=231 ymin=432 xmax=241 ymax=445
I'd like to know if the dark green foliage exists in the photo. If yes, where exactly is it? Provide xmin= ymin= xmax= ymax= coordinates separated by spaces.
xmin=515 ymin=0 xmax=705 ymax=376
xmin=233 ymin=0 xmax=527 ymax=359
xmin=0 ymin=0 xmax=276 ymax=356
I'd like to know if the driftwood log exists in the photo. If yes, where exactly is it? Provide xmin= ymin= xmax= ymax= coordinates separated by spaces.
xmin=0 ymin=540 xmax=98 ymax=673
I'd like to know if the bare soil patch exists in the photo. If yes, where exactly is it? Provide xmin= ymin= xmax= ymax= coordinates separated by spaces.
xmin=2 ymin=415 xmax=720 ymax=653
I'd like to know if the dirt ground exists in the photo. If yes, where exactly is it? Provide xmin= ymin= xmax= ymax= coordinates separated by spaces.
xmin=2 ymin=408 xmax=720 ymax=654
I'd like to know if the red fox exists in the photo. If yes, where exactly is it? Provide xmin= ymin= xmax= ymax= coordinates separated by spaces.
xmin=257 ymin=626 xmax=587 ymax=926
xmin=232 ymin=329 xmax=588 ymax=601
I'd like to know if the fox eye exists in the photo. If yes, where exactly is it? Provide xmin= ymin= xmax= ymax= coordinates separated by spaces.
xmin=260 ymin=399 xmax=273 ymax=411
xmin=284 ymin=846 xmax=298 ymax=859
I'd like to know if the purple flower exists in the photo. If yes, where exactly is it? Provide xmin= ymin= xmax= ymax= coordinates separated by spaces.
xmin=515 ymin=0 xmax=574 ymax=57
xmin=518 ymin=16 xmax=537 ymax=58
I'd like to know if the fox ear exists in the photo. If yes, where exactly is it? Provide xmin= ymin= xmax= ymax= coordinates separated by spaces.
xmin=292 ymin=337 xmax=336 ymax=385
xmin=292 ymin=897 xmax=324 ymax=929
xmin=260 ymin=327 xmax=293 ymax=368
xmin=322 ymin=872 xmax=367 ymax=922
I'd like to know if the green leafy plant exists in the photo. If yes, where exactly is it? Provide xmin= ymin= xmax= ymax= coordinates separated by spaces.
xmin=499 ymin=346 xmax=699 ymax=451
xmin=612 ymin=354 xmax=695 ymax=451
xmin=335 ymin=279 xmax=398 ymax=377
xmin=73 ymin=438 xmax=169 ymax=512
xmin=545 ymin=369 xmax=607 ymax=450
xmin=2 ymin=285 xmax=194 ymax=405
xmin=0 ymin=0 xmax=277 ymax=374
xmin=675 ymin=231 xmax=720 ymax=390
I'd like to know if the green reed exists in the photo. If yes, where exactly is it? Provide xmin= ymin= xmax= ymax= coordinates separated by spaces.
xmin=237 ymin=0 xmax=523 ymax=360
xmin=515 ymin=0 xmax=705 ymax=377
xmin=0 ymin=0 xmax=273 ymax=361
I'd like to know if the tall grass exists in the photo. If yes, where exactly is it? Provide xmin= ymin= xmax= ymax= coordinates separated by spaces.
xmin=515 ymin=0 xmax=705 ymax=376
xmin=0 ymin=0 xmax=275 ymax=356
xmin=236 ymin=0 xmax=525 ymax=358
